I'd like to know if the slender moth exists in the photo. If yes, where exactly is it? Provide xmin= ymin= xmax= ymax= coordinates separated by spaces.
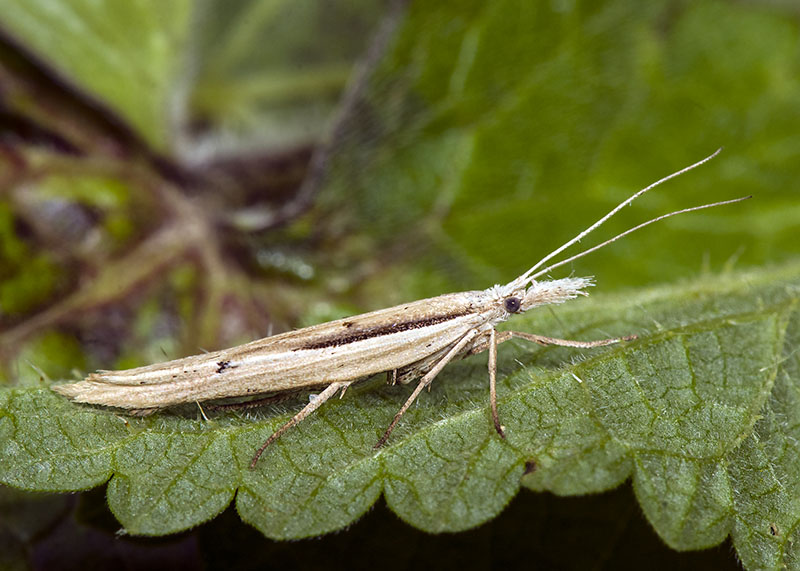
xmin=53 ymin=149 xmax=749 ymax=468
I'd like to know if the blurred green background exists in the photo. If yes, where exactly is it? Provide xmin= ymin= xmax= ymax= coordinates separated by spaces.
xmin=1 ymin=0 xmax=797 ymax=569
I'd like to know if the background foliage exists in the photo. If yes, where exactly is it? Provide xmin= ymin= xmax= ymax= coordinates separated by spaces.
xmin=1 ymin=1 xmax=799 ymax=569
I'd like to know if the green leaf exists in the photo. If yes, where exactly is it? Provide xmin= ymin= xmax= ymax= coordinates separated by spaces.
xmin=0 ymin=389 xmax=128 ymax=490
xmin=108 ymin=430 xmax=237 ymax=535
xmin=1 ymin=261 xmax=798 ymax=566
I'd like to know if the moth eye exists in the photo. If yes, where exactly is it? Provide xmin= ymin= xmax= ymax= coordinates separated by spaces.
xmin=504 ymin=296 xmax=522 ymax=313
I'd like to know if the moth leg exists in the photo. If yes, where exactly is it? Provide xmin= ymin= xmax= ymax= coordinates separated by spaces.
xmin=206 ymin=391 xmax=299 ymax=412
xmin=501 ymin=331 xmax=636 ymax=348
xmin=488 ymin=328 xmax=505 ymax=438
xmin=196 ymin=401 xmax=210 ymax=422
xmin=468 ymin=330 xmax=635 ymax=354
xmin=394 ymin=346 xmax=451 ymax=385
xmin=129 ymin=408 xmax=160 ymax=417
xmin=250 ymin=380 xmax=352 ymax=468
xmin=374 ymin=328 xmax=480 ymax=449
xmin=477 ymin=330 xmax=635 ymax=438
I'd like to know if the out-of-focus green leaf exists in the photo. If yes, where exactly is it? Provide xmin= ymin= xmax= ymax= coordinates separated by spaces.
xmin=0 ymin=205 xmax=60 ymax=316
xmin=190 ymin=0 xmax=383 ymax=150
xmin=1 ymin=0 xmax=192 ymax=147
xmin=316 ymin=0 xmax=800 ymax=298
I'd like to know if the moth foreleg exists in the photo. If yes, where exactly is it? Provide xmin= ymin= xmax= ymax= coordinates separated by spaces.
xmin=488 ymin=328 xmax=505 ymax=439
xmin=468 ymin=330 xmax=635 ymax=354
xmin=476 ymin=329 xmax=634 ymax=439
xmin=374 ymin=328 xmax=480 ymax=449
xmin=250 ymin=380 xmax=353 ymax=468
xmin=499 ymin=330 xmax=636 ymax=348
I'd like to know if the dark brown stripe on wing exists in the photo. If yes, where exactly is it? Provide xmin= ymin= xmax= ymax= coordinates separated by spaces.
xmin=296 ymin=310 xmax=472 ymax=350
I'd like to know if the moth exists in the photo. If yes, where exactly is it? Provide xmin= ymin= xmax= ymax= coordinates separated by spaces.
xmin=53 ymin=150 xmax=749 ymax=468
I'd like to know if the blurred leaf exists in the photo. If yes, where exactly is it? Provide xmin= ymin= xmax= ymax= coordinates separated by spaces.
xmin=316 ymin=0 xmax=800 ymax=296
xmin=189 ymin=0 xmax=383 ymax=151
xmin=0 ymin=204 xmax=60 ymax=316
xmin=1 ymin=0 xmax=192 ymax=148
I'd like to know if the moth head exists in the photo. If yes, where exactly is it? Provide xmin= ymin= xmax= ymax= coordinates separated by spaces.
xmin=502 ymin=295 xmax=523 ymax=314
xmin=506 ymin=276 xmax=594 ymax=313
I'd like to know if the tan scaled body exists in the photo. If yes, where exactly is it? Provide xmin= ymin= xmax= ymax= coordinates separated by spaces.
xmin=53 ymin=149 xmax=749 ymax=467
xmin=57 ymin=288 xmax=515 ymax=409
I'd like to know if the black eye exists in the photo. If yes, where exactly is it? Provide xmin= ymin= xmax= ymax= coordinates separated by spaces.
xmin=504 ymin=296 xmax=521 ymax=313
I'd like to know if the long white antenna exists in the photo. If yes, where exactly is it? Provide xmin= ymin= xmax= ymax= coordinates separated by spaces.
xmin=529 ymin=195 xmax=750 ymax=280
xmin=508 ymin=148 xmax=724 ymax=290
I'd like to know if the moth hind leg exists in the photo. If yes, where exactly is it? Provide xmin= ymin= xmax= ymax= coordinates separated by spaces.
xmin=468 ymin=330 xmax=636 ymax=354
xmin=250 ymin=380 xmax=353 ymax=468
xmin=502 ymin=331 xmax=636 ymax=348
